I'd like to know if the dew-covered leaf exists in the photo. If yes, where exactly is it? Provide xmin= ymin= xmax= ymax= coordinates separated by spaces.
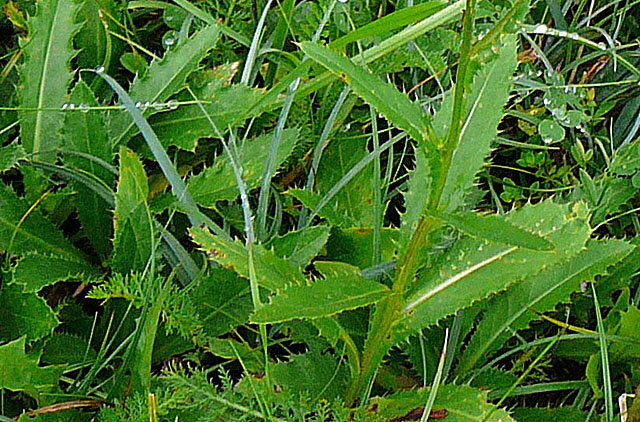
xmin=398 ymin=201 xmax=591 ymax=337
xmin=108 ymin=24 xmax=221 ymax=146
xmin=140 ymin=84 xmax=262 ymax=151
xmin=111 ymin=147 xmax=153 ymax=274
xmin=0 ymin=284 xmax=58 ymax=343
xmin=433 ymin=35 xmax=517 ymax=212
xmin=18 ymin=0 xmax=80 ymax=162
xmin=250 ymin=274 xmax=390 ymax=323
xmin=189 ymin=226 xmax=306 ymax=291
xmin=63 ymin=80 xmax=114 ymax=260
xmin=300 ymin=42 xmax=429 ymax=143
xmin=457 ymin=239 xmax=633 ymax=373
xmin=189 ymin=128 xmax=298 ymax=206
xmin=443 ymin=211 xmax=554 ymax=251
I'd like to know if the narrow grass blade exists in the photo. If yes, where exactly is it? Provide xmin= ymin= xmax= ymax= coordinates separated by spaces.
xmin=96 ymin=68 xmax=228 ymax=239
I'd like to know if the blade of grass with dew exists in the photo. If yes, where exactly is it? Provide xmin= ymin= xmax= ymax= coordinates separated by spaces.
xmin=96 ymin=68 xmax=228 ymax=240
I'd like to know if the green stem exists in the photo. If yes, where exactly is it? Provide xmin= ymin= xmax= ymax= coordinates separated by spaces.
xmin=345 ymin=0 xmax=477 ymax=405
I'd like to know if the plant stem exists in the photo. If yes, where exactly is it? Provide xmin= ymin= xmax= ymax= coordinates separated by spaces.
xmin=345 ymin=0 xmax=477 ymax=405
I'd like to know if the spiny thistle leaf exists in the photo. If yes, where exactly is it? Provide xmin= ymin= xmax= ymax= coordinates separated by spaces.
xmin=457 ymin=239 xmax=633 ymax=374
xmin=433 ymin=34 xmax=517 ymax=213
xmin=300 ymin=42 xmax=429 ymax=144
xmin=18 ymin=0 xmax=81 ymax=162
xmin=108 ymin=24 xmax=221 ymax=146
xmin=0 ymin=284 xmax=58 ymax=343
xmin=250 ymin=274 xmax=390 ymax=324
xmin=397 ymin=200 xmax=591 ymax=337
xmin=111 ymin=147 xmax=153 ymax=274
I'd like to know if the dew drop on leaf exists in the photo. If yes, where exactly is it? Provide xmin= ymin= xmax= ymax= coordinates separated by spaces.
xmin=532 ymin=24 xmax=548 ymax=34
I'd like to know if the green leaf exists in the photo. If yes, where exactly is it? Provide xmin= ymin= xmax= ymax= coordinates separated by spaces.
xmin=433 ymin=35 xmax=517 ymax=212
xmin=457 ymin=239 xmax=633 ymax=374
xmin=264 ymin=226 xmax=331 ymax=270
xmin=398 ymin=200 xmax=591 ymax=337
xmin=13 ymin=252 xmax=101 ymax=293
xmin=324 ymin=227 xmax=398 ymax=270
xmin=330 ymin=2 xmax=446 ymax=50
xmin=0 ymin=284 xmax=58 ymax=343
xmin=108 ymin=24 xmax=221 ymax=146
xmin=443 ymin=211 xmax=554 ymax=251
xmin=191 ymin=267 xmax=253 ymax=337
xmin=250 ymin=274 xmax=390 ymax=324
xmin=0 ymin=337 xmax=64 ymax=405
xmin=270 ymin=347 xmax=349 ymax=401
xmin=189 ymin=128 xmax=298 ymax=206
xmin=42 ymin=333 xmax=96 ymax=365
xmin=0 ymin=184 xmax=86 ymax=258
xmin=139 ymin=84 xmax=262 ymax=151
xmin=361 ymin=384 xmax=514 ymax=422
xmin=63 ymin=80 xmax=114 ymax=260
xmin=300 ymin=42 xmax=429 ymax=143
xmin=0 ymin=142 xmax=26 ymax=171
xmin=111 ymin=147 xmax=153 ymax=274
xmin=18 ymin=0 xmax=81 ymax=162
xmin=189 ymin=226 xmax=306 ymax=291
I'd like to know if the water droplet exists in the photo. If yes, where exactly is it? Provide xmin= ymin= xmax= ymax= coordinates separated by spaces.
xmin=67 ymin=103 xmax=75 ymax=111
xmin=532 ymin=24 xmax=548 ymax=34
xmin=543 ymin=137 xmax=553 ymax=144
xmin=543 ymin=98 xmax=551 ymax=106
xmin=77 ymin=104 xmax=90 ymax=113
xmin=61 ymin=103 xmax=69 ymax=111
xmin=338 ymin=0 xmax=348 ymax=3
xmin=135 ymin=101 xmax=142 ymax=109
xmin=163 ymin=30 xmax=178 ymax=48
xmin=167 ymin=99 xmax=179 ymax=110
xmin=95 ymin=65 xmax=105 ymax=74
xmin=597 ymin=42 xmax=606 ymax=50
xmin=151 ymin=102 xmax=164 ymax=111
xmin=568 ymin=32 xmax=579 ymax=40
xmin=557 ymin=30 xmax=568 ymax=37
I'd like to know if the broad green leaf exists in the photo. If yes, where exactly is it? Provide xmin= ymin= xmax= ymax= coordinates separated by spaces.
xmin=250 ymin=274 xmax=390 ymax=323
xmin=457 ymin=239 xmax=633 ymax=374
xmin=300 ymin=42 xmax=429 ymax=143
xmin=398 ymin=201 xmax=591 ymax=337
xmin=0 ymin=184 xmax=86 ymax=258
xmin=111 ymin=147 xmax=153 ymax=274
xmin=264 ymin=225 xmax=330 ymax=270
xmin=361 ymin=384 xmax=514 ymax=422
xmin=189 ymin=226 xmax=306 ymax=290
xmin=330 ymin=2 xmax=446 ymax=50
xmin=433 ymin=35 xmax=517 ymax=212
xmin=108 ymin=24 xmax=221 ymax=146
xmin=287 ymin=188 xmax=345 ymax=226
xmin=270 ymin=347 xmax=349 ymax=401
xmin=324 ymin=227 xmax=398 ymax=269
xmin=189 ymin=128 xmax=298 ymax=206
xmin=610 ymin=141 xmax=640 ymax=176
xmin=443 ymin=211 xmax=554 ymax=251
xmin=191 ymin=268 xmax=253 ymax=337
xmin=313 ymin=137 xmax=375 ymax=227
xmin=42 ymin=333 xmax=96 ymax=365
xmin=138 ymin=84 xmax=262 ymax=151
xmin=0 ymin=284 xmax=58 ymax=343
xmin=12 ymin=252 xmax=101 ymax=293
xmin=0 ymin=337 xmax=64 ymax=405
xmin=63 ymin=80 xmax=114 ymax=260
xmin=18 ymin=0 xmax=80 ymax=162
xmin=511 ymin=407 xmax=590 ymax=422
